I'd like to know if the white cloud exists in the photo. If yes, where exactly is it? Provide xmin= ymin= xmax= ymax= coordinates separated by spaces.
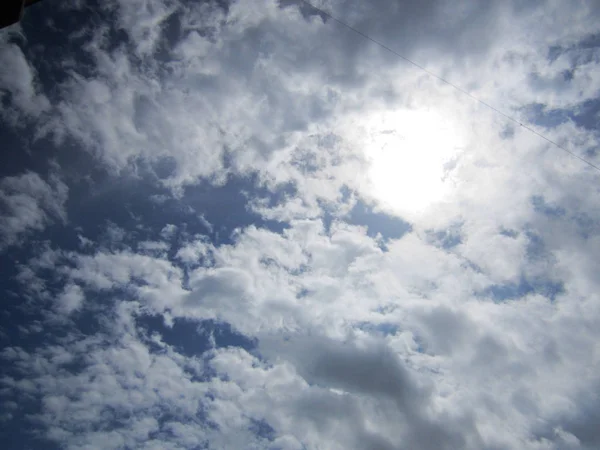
xmin=2 ymin=0 xmax=600 ymax=449
xmin=174 ymin=235 xmax=212 ymax=265
xmin=56 ymin=283 xmax=85 ymax=315
xmin=0 ymin=171 xmax=68 ymax=249
xmin=137 ymin=240 xmax=170 ymax=255
xmin=4 ymin=207 xmax=600 ymax=449
xmin=160 ymin=223 xmax=178 ymax=240
xmin=0 ymin=37 xmax=50 ymax=124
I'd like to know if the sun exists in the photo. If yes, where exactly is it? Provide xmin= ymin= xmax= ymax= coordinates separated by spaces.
xmin=360 ymin=108 xmax=466 ymax=219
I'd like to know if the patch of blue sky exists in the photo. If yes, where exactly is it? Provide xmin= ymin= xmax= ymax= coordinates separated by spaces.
xmin=411 ymin=334 xmax=427 ymax=354
xmin=1 ymin=169 xmax=295 ymax=263
xmin=527 ymin=33 xmax=600 ymax=135
xmin=479 ymin=274 xmax=564 ymax=302
xmin=571 ymin=211 xmax=600 ymax=239
xmin=16 ymin=0 xmax=110 ymax=95
xmin=522 ymin=103 xmax=572 ymax=129
xmin=182 ymin=174 xmax=293 ymax=244
xmin=524 ymin=229 xmax=548 ymax=262
xmin=0 ymin=401 xmax=60 ymax=450
xmin=249 ymin=418 xmax=277 ymax=442
xmin=499 ymin=227 xmax=519 ymax=238
xmin=572 ymin=98 xmax=600 ymax=135
xmin=346 ymin=199 xmax=411 ymax=246
xmin=522 ymin=99 xmax=600 ymax=134
xmin=547 ymin=33 xmax=600 ymax=64
xmin=531 ymin=195 xmax=600 ymax=239
xmin=425 ymin=222 xmax=463 ymax=250
xmin=354 ymin=321 xmax=400 ymax=337
xmin=531 ymin=195 xmax=566 ymax=218
xmin=0 ymin=246 xmax=92 ymax=349
xmin=137 ymin=315 xmax=256 ymax=359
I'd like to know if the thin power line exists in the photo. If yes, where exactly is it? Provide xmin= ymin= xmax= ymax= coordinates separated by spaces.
xmin=299 ymin=0 xmax=600 ymax=174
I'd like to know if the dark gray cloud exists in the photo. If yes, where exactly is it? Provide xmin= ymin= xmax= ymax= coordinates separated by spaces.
xmin=261 ymin=335 xmax=481 ymax=450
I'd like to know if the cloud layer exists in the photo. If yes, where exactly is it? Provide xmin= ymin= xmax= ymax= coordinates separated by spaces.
xmin=1 ymin=0 xmax=600 ymax=449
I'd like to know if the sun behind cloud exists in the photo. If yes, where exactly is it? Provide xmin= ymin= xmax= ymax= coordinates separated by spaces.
xmin=360 ymin=108 xmax=467 ymax=220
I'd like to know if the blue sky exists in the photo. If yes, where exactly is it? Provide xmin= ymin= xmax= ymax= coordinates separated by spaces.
xmin=1 ymin=1 xmax=600 ymax=449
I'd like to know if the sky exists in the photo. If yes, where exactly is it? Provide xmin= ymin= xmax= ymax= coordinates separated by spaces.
xmin=0 ymin=0 xmax=599 ymax=449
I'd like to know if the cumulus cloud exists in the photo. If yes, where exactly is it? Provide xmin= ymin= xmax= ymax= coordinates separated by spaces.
xmin=1 ymin=0 xmax=600 ymax=449
xmin=0 ymin=171 xmax=68 ymax=249
xmin=0 ymin=36 xmax=50 ymax=124
xmin=6 ymin=207 xmax=598 ymax=448
xmin=56 ymin=283 xmax=85 ymax=314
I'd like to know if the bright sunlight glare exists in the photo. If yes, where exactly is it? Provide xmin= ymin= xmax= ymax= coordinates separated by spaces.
xmin=363 ymin=109 xmax=466 ymax=218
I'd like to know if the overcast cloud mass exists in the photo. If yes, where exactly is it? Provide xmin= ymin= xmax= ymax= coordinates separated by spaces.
xmin=1 ymin=0 xmax=600 ymax=449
